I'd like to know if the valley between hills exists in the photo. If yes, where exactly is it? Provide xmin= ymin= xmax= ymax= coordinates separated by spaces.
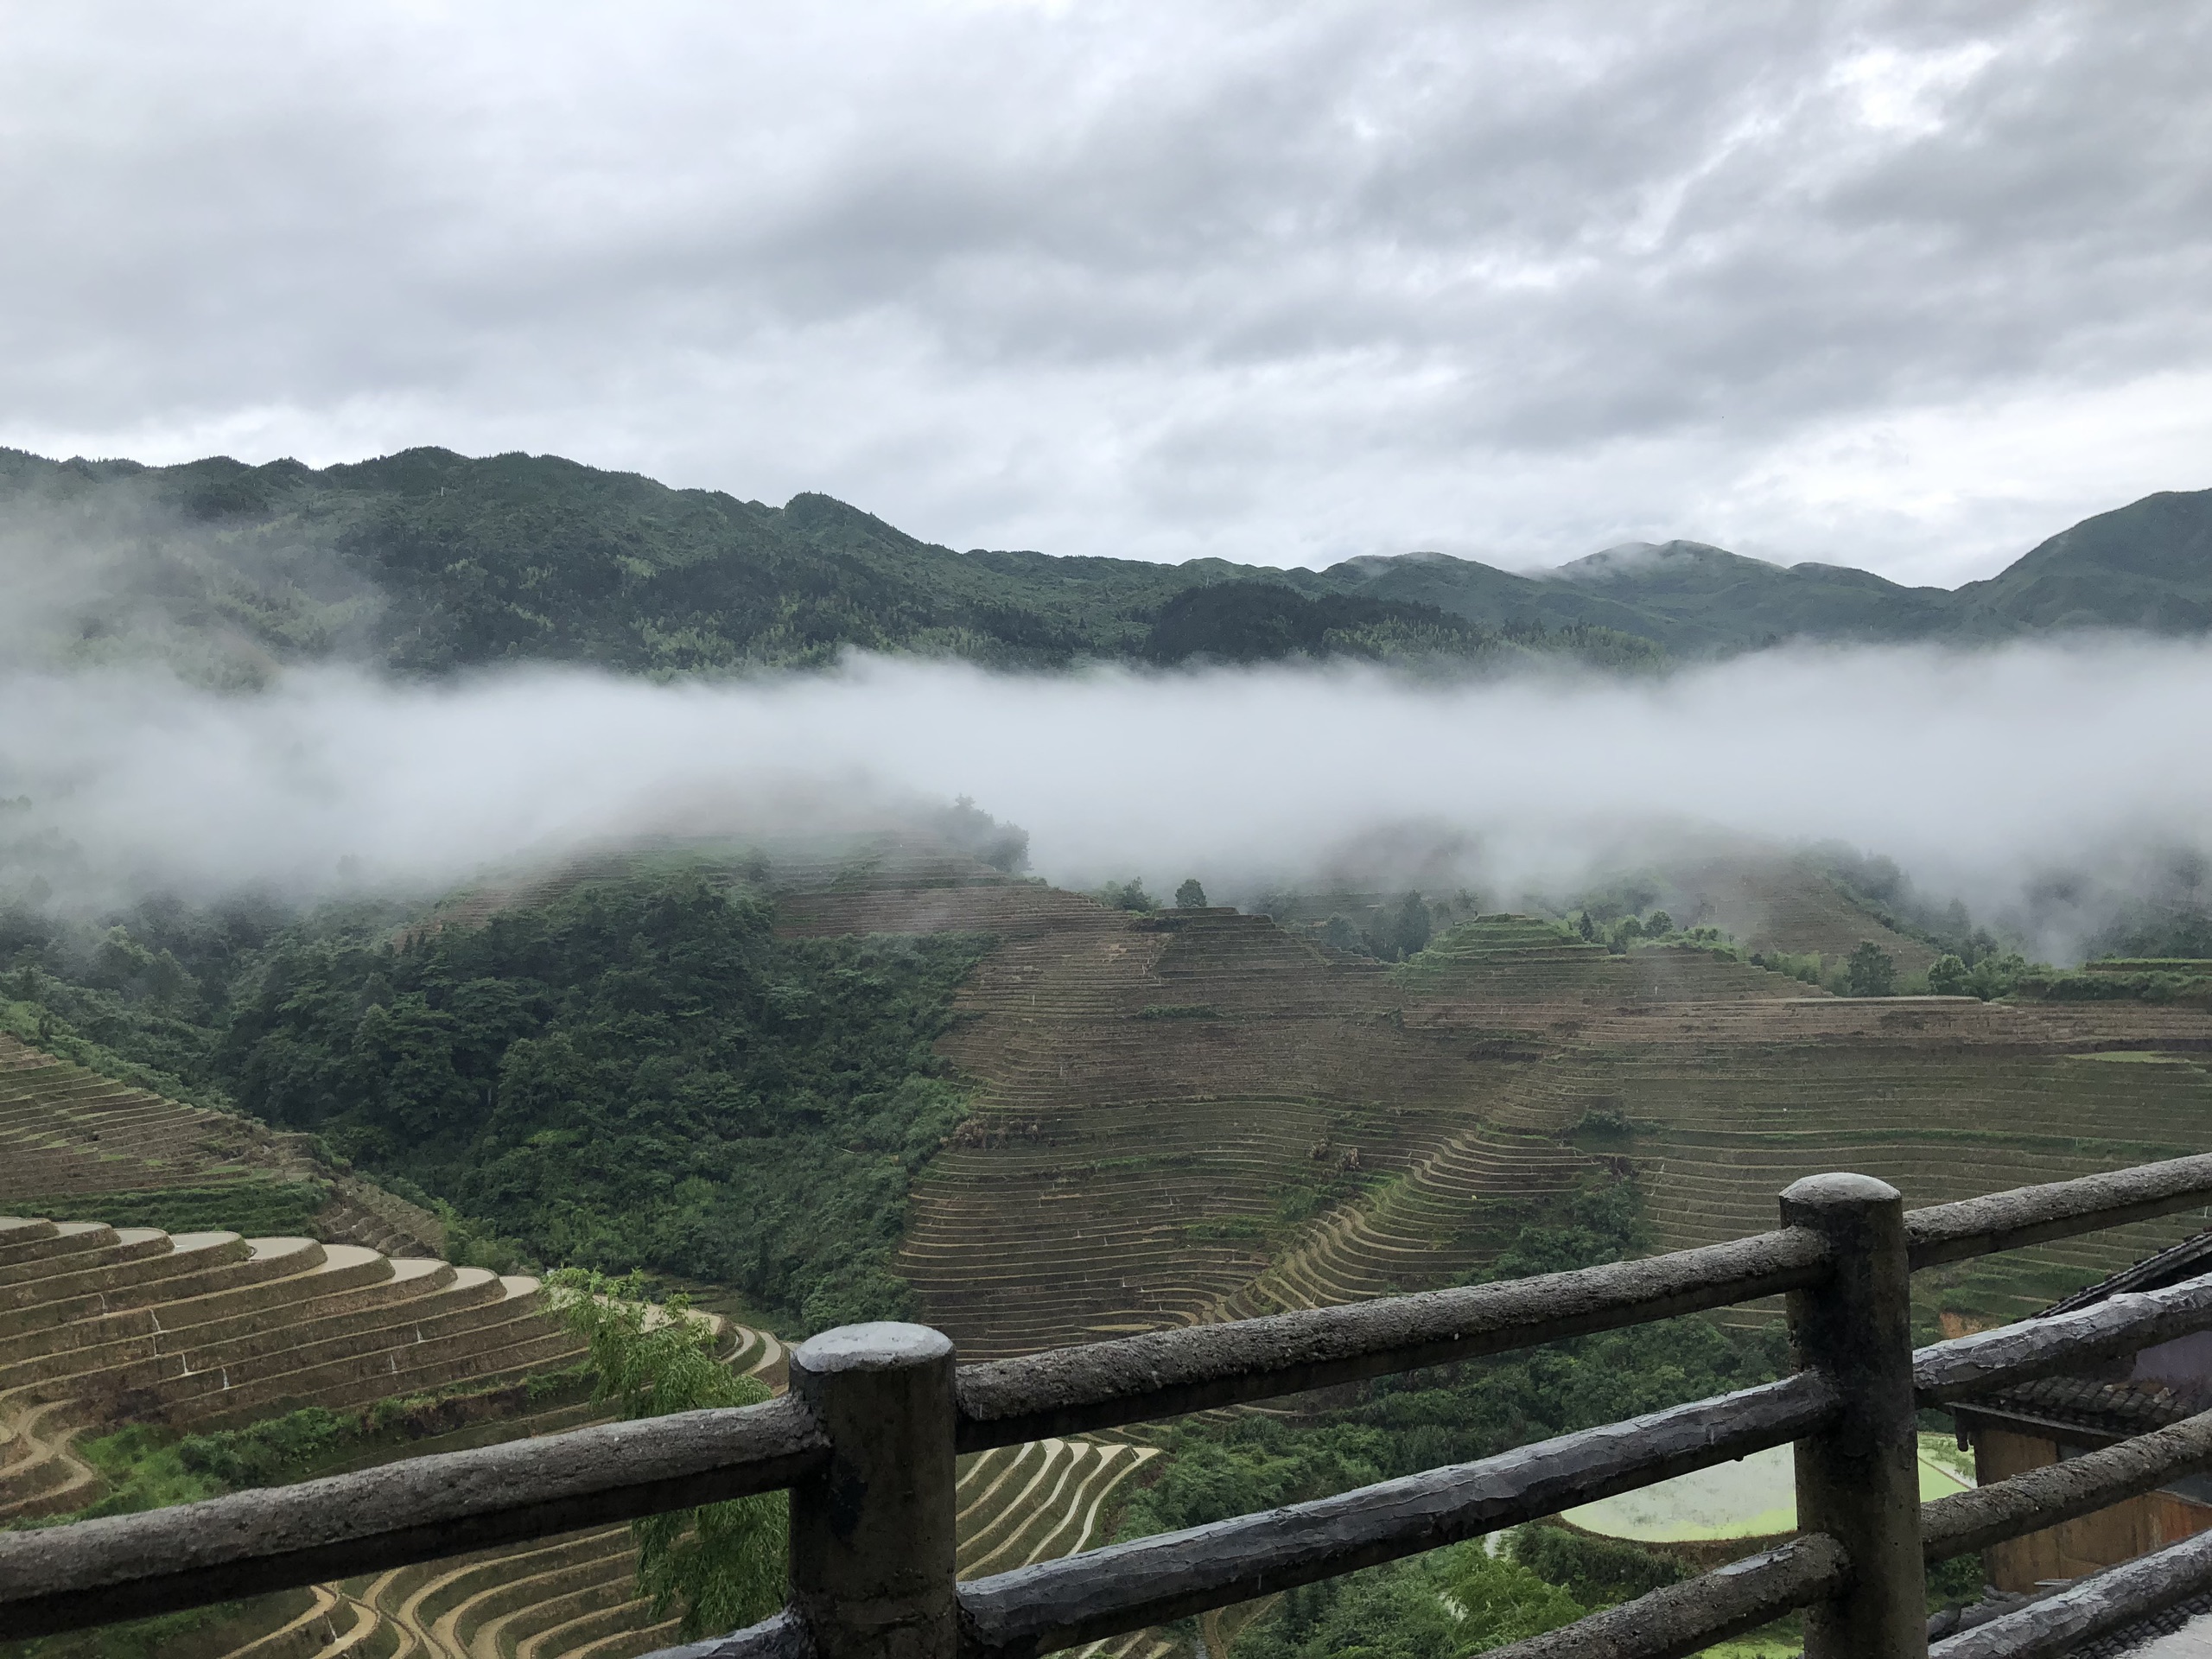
xmin=3 ymin=848 xmax=2209 ymax=1658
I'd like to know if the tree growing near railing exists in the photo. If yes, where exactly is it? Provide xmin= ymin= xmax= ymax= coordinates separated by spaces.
xmin=548 ymin=1269 xmax=787 ymax=1639
xmin=1243 ymin=1540 xmax=1585 ymax=1658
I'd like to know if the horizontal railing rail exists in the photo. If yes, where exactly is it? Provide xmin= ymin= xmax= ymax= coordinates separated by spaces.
xmin=1904 ymin=1152 xmax=2212 ymax=1269
xmin=1484 ymin=1536 xmax=1852 ymax=1659
xmin=953 ymin=1226 xmax=1831 ymax=1449
xmin=957 ymin=1375 xmax=1836 ymax=1657
xmin=10 ymin=1154 xmax=2212 ymax=1656
xmin=1929 ymin=1526 xmax=2212 ymax=1659
xmin=0 ymin=1394 xmax=829 ymax=1637
xmin=1914 ymin=1270 xmax=2212 ymax=1403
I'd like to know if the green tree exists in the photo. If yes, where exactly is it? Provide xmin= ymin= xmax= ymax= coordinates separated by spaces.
xmin=1968 ymin=951 xmax=2030 ymax=1000
xmin=1175 ymin=879 xmax=1209 ymax=909
xmin=1238 ymin=1542 xmax=1581 ymax=1659
xmin=1846 ymin=941 xmax=1897 ymax=997
xmin=1576 ymin=912 xmax=1595 ymax=942
xmin=1645 ymin=910 xmax=1673 ymax=936
xmin=1098 ymin=879 xmax=1156 ymax=912
xmin=1509 ymin=1523 xmax=1685 ymax=1605
xmin=1383 ymin=893 xmax=1433 ymax=960
xmin=1444 ymin=1548 xmax=1586 ymax=1649
xmin=548 ymin=1270 xmax=786 ymax=1639
xmin=1927 ymin=954 xmax=1970 ymax=995
xmin=1321 ymin=914 xmax=1370 ymax=957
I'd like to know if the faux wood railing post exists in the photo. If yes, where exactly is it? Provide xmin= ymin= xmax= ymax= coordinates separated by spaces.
xmin=1781 ymin=1173 xmax=1927 ymax=1659
xmin=787 ymin=1323 xmax=958 ymax=1659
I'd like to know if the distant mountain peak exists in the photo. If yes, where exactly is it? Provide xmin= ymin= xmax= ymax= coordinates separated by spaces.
xmin=1548 ymin=540 xmax=1770 ymax=583
xmin=1330 ymin=549 xmax=1466 ymax=576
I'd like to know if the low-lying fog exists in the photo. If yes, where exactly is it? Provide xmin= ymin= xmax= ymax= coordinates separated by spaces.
xmin=4 ymin=641 xmax=2209 ymax=962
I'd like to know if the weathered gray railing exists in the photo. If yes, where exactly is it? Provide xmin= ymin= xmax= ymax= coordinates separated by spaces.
xmin=13 ymin=1155 xmax=2212 ymax=1658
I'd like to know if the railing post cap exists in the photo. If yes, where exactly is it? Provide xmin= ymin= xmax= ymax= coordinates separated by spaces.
xmin=1781 ymin=1173 xmax=1900 ymax=1210
xmin=791 ymin=1322 xmax=953 ymax=1375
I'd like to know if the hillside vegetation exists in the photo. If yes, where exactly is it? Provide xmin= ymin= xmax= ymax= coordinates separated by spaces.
xmin=2 ymin=854 xmax=997 ymax=1331
xmin=220 ymin=870 xmax=993 ymax=1331
xmin=770 ymin=876 xmax=2212 ymax=1352
xmin=4 ymin=445 xmax=2209 ymax=682
xmin=5 ymin=852 xmax=2212 ymax=1656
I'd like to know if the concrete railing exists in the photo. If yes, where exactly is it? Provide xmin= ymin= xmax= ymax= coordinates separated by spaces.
xmin=14 ymin=1156 xmax=2212 ymax=1657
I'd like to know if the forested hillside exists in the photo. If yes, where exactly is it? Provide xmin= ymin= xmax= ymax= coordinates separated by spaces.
xmin=4 ymin=445 xmax=2208 ymax=683
xmin=0 ymin=448 xmax=1646 ymax=682
xmin=2 ymin=861 xmax=997 ymax=1331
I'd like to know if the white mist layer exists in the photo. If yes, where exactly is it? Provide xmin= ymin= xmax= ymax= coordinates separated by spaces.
xmin=3 ymin=641 xmax=2209 ymax=957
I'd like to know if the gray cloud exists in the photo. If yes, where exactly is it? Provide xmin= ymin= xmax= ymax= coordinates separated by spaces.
xmin=2 ymin=2 xmax=2208 ymax=581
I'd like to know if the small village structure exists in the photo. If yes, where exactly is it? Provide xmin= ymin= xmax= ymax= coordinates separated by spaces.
xmin=1955 ymin=1230 xmax=2212 ymax=1592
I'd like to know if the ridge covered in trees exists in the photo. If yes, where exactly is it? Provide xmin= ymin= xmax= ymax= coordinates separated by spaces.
xmin=3 ymin=445 xmax=2209 ymax=684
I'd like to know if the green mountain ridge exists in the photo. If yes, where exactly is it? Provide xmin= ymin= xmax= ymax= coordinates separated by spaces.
xmin=3 ymin=445 xmax=2208 ymax=682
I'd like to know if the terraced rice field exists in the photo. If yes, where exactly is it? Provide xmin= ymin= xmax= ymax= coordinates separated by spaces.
xmin=220 ymin=1325 xmax=794 ymax=1659
xmin=0 ymin=1033 xmax=442 ymax=1259
xmin=0 ymin=1210 xmax=807 ymax=1659
xmin=956 ymin=1435 xmax=1160 ymax=1580
xmin=0 ymin=1212 xmax=588 ymax=1522
xmin=848 ymin=902 xmax=1850 ymax=1353
xmin=1563 ymin=1435 xmax=1972 ymax=1543
xmin=0 ymin=1186 xmax=1176 ymax=1658
xmin=212 ymin=1332 xmax=1163 ymax=1659
xmin=13 ymin=856 xmax=2212 ymax=1656
xmin=1656 ymin=853 xmax=1941 ymax=976
xmin=791 ymin=893 xmax=1556 ymax=1356
xmin=0 ymin=1033 xmax=289 ymax=1200
xmin=785 ymin=876 xmax=2212 ymax=1351
xmin=1462 ymin=1001 xmax=2212 ymax=1326
xmin=947 ymin=1429 xmax=1179 ymax=1659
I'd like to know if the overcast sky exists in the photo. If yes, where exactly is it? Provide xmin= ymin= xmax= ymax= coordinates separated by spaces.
xmin=3 ymin=2 xmax=2206 ymax=585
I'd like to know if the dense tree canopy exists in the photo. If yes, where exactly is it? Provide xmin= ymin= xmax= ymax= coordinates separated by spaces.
xmin=219 ymin=870 xmax=992 ymax=1327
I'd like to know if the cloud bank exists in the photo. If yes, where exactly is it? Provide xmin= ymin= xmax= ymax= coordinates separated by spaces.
xmin=4 ymin=644 xmax=2208 ymax=961
xmin=3 ymin=3 xmax=2209 ymax=583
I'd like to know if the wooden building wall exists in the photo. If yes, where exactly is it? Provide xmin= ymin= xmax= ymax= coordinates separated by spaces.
xmin=1975 ymin=1427 xmax=2212 ymax=1592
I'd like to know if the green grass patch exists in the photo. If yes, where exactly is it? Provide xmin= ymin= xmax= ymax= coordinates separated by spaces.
xmin=1182 ymin=1217 xmax=1269 ymax=1243
xmin=1139 ymin=1004 xmax=1219 ymax=1020
xmin=10 ymin=1367 xmax=596 ymax=1532
xmin=9 ymin=1180 xmax=331 ymax=1238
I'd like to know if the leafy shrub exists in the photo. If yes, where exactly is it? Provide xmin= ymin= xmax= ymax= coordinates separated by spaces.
xmin=1097 ymin=878 xmax=1156 ymax=912
xmin=1845 ymin=942 xmax=1897 ymax=997
xmin=1510 ymin=1523 xmax=1687 ymax=1605
xmin=9 ymin=1179 xmax=329 ymax=1240
xmin=174 ymin=1408 xmax=356 ymax=1489
xmin=1756 ymin=950 xmax=1824 ymax=985
xmin=549 ymin=1269 xmax=785 ymax=1638
xmin=1240 ymin=1543 xmax=1582 ymax=1659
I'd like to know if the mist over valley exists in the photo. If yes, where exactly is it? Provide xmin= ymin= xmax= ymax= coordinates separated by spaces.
xmin=9 ymin=8 xmax=2212 ymax=1652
